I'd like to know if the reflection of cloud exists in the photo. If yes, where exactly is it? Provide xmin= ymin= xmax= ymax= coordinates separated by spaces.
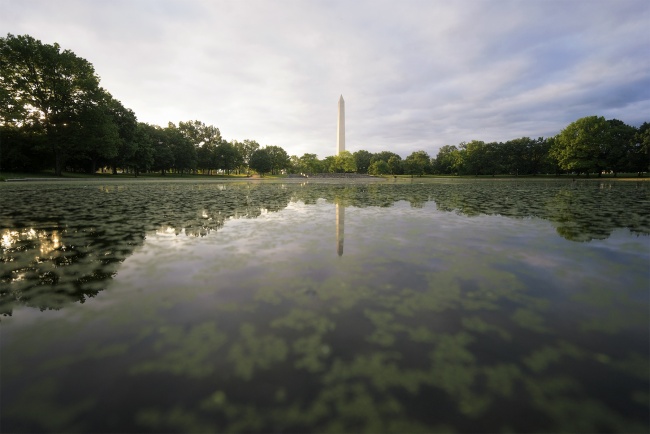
xmin=2 ymin=180 xmax=647 ymax=320
xmin=3 ymin=182 xmax=649 ymax=433
xmin=517 ymin=251 xmax=561 ymax=269
xmin=156 ymin=226 xmax=179 ymax=236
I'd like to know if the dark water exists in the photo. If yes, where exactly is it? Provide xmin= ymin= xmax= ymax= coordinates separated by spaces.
xmin=1 ymin=178 xmax=649 ymax=433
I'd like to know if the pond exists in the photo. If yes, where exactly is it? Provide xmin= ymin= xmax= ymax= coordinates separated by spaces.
xmin=1 ymin=178 xmax=649 ymax=433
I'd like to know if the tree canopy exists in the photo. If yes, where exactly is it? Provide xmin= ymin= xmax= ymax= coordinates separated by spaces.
xmin=1 ymin=33 xmax=647 ymax=178
xmin=249 ymin=148 xmax=273 ymax=176
xmin=550 ymin=116 xmax=644 ymax=176
xmin=1 ymin=33 xmax=103 ymax=174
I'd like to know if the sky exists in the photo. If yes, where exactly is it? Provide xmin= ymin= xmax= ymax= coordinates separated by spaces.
xmin=2 ymin=0 xmax=649 ymax=158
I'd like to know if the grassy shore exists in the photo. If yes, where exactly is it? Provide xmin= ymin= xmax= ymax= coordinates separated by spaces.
xmin=2 ymin=171 xmax=648 ymax=182
xmin=388 ymin=173 xmax=649 ymax=180
xmin=0 ymin=171 xmax=255 ymax=181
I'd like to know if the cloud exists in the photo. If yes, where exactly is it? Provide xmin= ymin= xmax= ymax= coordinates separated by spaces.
xmin=4 ymin=0 xmax=649 ymax=158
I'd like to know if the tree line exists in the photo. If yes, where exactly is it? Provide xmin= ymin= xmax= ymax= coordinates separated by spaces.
xmin=1 ymin=34 xmax=648 ymax=177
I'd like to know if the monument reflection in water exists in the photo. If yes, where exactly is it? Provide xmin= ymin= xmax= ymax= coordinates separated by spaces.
xmin=336 ymin=201 xmax=344 ymax=256
xmin=0 ymin=179 xmax=648 ymax=433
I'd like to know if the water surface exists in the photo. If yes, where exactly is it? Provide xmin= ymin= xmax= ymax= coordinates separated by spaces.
xmin=1 ymin=178 xmax=648 ymax=433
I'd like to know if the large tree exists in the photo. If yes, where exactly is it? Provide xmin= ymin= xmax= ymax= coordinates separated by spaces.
xmin=197 ymin=140 xmax=218 ymax=174
xmin=106 ymin=97 xmax=138 ymax=174
xmin=333 ymin=151 xmax=357 ymax=173
xmin=404 ymin=150 xmax=432 ymax=176
xmin=233 ymin=139 xmax=260 ymax=174
xmin=266 ymin=145 xmax=290 ymax=175
xmin=630 ymin=122 xmax=650 ymax=175
xmin=130 ymin=123 xmax=155 ymax=176
xmin=178 ymin=120 xmax=222 ymax=174
xmin=67 ymin=90 xmax=120 ymax=173
xmin=0 ymin=123 xmax=49 ymax=172
xmin=387 ymin=155 xmax=403 ymax=175
xmin=215 ymin=141 xmax=242 ymax=175
xmin=605 ymin=119 xmax=636 ymax=176
xmin=371 ymin=151 xmax=401 ymax=164
xmin=149 ymin=125 xmax=174 ymax=175
xmin=368 ymin=159 xmax=390 ymax=175
xmin=0 ymin=34 xmax=103 ymax=175
xmin=323 ymin=155 xmax=337 ymax=173
xmin=353 ymin=149 xmax=373 ymax=174
xmin=178 ymin=120 xmax=222 ymax=147
xmin=456 ymin=140 xmax=488 ymax=176
xmin=298 ymin=153 xmax=323 ymax=174
xmin=432 ymin=145 xmax=459 ymax=175
xmin=166 ymin=122 xmax=196 ymax=175
xmin=523 ymin=137 xmax=553 ymax=175
xmin=249 ymin=147 xmax=272 ymax=176
xmin=551 ymin=116 xmax=611 ymax=176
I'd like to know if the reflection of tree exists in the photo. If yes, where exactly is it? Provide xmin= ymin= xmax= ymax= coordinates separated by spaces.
xmin=296 ymin=181 xmax=649 ymax=242
xmin=418 ymin=181 xmax=650 ymax=242
xmin=1 ymin=180 xmax=648 ymax=315
xmin=0 ymin=225 xmax=141 ymax=315
xmin=543 ymin=183 xmax=650 ymax=241
xmin=0 ymin=182 xmax=297 ymax=315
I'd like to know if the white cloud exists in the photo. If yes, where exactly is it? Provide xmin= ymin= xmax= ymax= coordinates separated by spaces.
xmin=4 ymin=0 xmax=649 ymax=158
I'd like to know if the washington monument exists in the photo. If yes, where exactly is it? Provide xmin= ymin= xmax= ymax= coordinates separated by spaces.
xmin=337 ymin=95 xmax=345 ymax=155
